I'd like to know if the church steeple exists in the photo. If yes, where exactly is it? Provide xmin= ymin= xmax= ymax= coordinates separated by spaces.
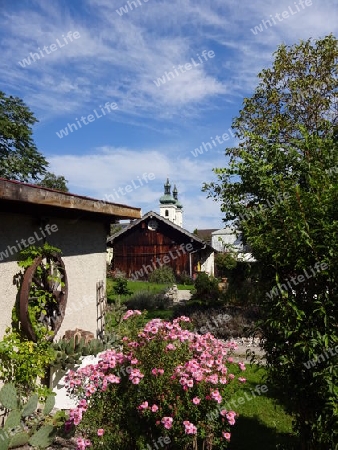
xmin=159 ymin=179 xmax=183 ymax=227
xmin=159 ymin=178 xmax=176 ymax=205
xmin=164 ymin=178 xmax=171 ymax=196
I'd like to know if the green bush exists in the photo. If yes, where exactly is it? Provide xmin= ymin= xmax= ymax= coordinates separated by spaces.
xmin=113 ymin=277 xmax=133 ymax=296
xmin=191 ymin=272 xmax=220 ymax=304
xmin=126 ymin=291 xmax=172 ymax=311
xmin=177 ymin=270 xmax=192 ymax=285
xmin=148 ymin=266 xmax=175 ymax=284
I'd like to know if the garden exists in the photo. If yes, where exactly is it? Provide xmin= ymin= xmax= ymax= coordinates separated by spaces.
xmin=0 ymin=35 xmax=337 ymax=450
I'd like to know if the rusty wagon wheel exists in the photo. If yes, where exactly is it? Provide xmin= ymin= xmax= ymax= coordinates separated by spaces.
xmin=19 ymin=252 xmax=68 ymax=342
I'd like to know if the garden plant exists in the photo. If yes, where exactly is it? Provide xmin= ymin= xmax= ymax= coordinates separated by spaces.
xmin=65 ymin=311 xmax=246 ymax=449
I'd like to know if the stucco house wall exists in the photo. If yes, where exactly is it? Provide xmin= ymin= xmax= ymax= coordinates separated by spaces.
xmin=0 ymin=178 xmax=141 ymax=342
xmin=0 ymin=212 xmax=108 ymax=340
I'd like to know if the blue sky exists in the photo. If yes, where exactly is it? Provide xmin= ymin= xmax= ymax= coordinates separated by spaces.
xmin=0 ymin=0 xmax=337 ymax=231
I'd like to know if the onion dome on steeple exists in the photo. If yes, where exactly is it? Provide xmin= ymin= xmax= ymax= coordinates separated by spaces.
xmin=159 ymin=178 xmax=176 ymax=205
xmin=173 ymin=184 xmax=183 ymax=209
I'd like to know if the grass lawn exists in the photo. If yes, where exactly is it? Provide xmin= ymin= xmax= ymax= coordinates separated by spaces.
xmin=106 ymin=278 xmax=193 ymax=303
xmin=227 ymin=364 xmax=299 ymax=449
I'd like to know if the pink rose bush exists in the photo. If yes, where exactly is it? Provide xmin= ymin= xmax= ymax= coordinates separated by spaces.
xmin=65 ymin=314 xmax=244 ymax=449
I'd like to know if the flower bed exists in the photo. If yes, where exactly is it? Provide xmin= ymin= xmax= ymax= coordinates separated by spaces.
xmin=65 ymin=312 xmax=246 ymax=450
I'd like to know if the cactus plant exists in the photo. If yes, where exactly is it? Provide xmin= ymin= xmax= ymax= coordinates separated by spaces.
xmin=28 ymin=425 xmax=55 ymax=448
xmin=0 ymin=383 xmax=18 ymax=410
xmin=8 ymin=432 xmax=29 ymax=448
xmin=0 ymin=430 xmax=10 ymax=450
xmin=0 ymin=383 xmax=60 ymax=449
xmin=43 ymin=394 xmax=55 ymax=416
xmin=21 ymin=393 xmax=38 ymax=417
xmin=51 ymin=332 xmax=119 ymax=369
xmin=4 ymin=410 xmax=21 ymax=429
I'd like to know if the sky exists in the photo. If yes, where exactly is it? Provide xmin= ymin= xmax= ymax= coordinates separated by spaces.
xmin=0 ymin=0 xmax=337 ymax=231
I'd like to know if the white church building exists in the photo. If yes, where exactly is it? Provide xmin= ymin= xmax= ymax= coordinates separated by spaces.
xmin=159 ymin=178 xmax=183 ymax=227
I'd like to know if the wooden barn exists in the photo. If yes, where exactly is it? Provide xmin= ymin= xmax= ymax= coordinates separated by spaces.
xmin=107 ymin=211 xmax=214 ymax=280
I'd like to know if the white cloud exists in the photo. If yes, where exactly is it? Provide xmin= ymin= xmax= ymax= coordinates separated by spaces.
xmin=48 ymin=146 xmax=225 ymax=230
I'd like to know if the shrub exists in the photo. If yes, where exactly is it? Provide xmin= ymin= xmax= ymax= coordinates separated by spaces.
xmin=65 ymin=313 xmax=244 ymax=449
xmin=0 ymin=328 xmax=56 ymax=398
xmin=112 ymin=277 xmax=133 ymax=296
xmin=177 ymin=271 xmax=193 ymax=285
xmin=148 ymin=266 xmax=175 ymax=284
xmin=125 ymin=291 xmax=172 ymax=311
xmin=191 ymin=272 xmax=220 ymax=304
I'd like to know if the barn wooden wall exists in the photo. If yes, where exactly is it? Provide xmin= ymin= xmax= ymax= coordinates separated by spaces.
xmin=112 ymin=219 xmax=201 ymax=279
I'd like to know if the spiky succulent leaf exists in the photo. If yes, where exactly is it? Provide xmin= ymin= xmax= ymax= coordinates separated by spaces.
xmin=0 ymin=429 xmax=10 ymax=450
xmin=0 ymin=384 xmax=18 ymax=410
xmin=43 ymin=395 xmax=55 ymax=416
xmin=4 ymin=410 xmax=21 ymax=429
xmin=28 ymin=425 xmax=55 ymax=448
xmin=21 ymin=393 xmax=38 ymax=417
xmin=8 ymin=432 xmax=29 ymax=448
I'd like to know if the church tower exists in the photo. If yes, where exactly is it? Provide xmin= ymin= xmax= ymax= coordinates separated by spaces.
xmin=173 ymin=184 xmax=183 ymax=227
xmin=159 ymin=178 xmax=183 ymax=227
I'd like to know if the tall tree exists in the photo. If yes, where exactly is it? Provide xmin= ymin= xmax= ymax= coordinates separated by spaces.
xmin=0 ymin=91 xmax=48 ymax=182
xmin=38 ymin=172 xmax=69 ymax=192
xmin=204 ymin=35 xmax=338 ymax=448
xmin=0 ymin=91 xmax=69 ymax=191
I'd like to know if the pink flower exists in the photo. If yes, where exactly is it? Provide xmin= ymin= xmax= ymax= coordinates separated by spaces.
xmin=151 ymin=404 xmax=159 ymax=412
xmin=138 ymin=401 xmax=149 ymax=410
xmin=238 ymin=377 xmax=246 ymax=383
xmin=161 ymin=416 xmax=173 ymax=429
xmin=239 ymin=362 xmax=246 ymax=371
xmin=222 ymin=431 xmax=231 ymax=441
xmin=122 ymin=310 xmax=142 ymax=320
xmin=226 ymin=411 xmax=237 ymax=425
xmin=97 ymin=429 xmax=104 ymax=437
xmin=210 ymin=389 xmax=222 ymax=404
xmin=183 ymin=420 xmax=197 ymax=434
xmin=166 ymin=343 xmax=176 ymax=350
xmin=192 ymin=397 xmax=201 ymax=405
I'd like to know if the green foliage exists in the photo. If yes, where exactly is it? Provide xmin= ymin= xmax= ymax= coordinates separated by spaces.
xmin=17 ymin=242 xmax=62 ymax=270
xmin=0 ymin=328 xmax=56 ymax=398
xmin=0 ymin=383 xmax=58 ymax=449
xmin=125 ymin=291 xmax=172 ymax=311
xmin=177 ymin=270 xmax=192 ymax=285
xmin=17 ymin=243 xmax=64 ymax=341
xmin=113 ymin=277 xmax=133 ymax=296
xmin=105 ymin=298 xmax=147 ymax=339
xmin=38 ymin=172 xmax=69 ymax=192
xmin=0 ymin=244 xmax=64 ymax=396
xmin=215 ymin=252 xmax=237 ymax=273
xmin=0 ymin=91 xmax=67 ymax=185
xmin=192 ymin=272 xmax=220 ymax=304
xmin=0 ymin=91 xmax=48 ymax=182
xmin=203 ymin=35 xmax=338 ymax=448
xmin=148 ymin=265 xmax=175 ymax=284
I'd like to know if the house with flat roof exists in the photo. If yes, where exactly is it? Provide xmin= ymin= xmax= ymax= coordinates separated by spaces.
xmin=0 ymin=178 xmax=141 ymax=341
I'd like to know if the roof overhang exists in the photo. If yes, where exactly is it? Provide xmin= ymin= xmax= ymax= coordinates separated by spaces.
xmin=0 ymin=178 xmax=141 ymax=222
